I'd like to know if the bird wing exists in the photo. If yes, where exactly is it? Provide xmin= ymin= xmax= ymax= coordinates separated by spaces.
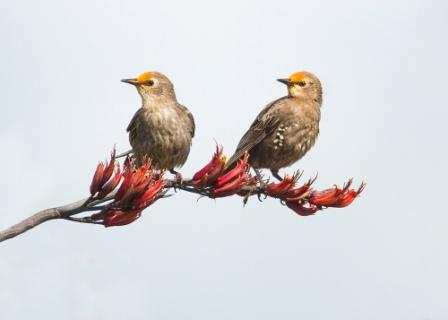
xmin=176 ymin=104 xmax=195 ymax=138
xmin=225 ymin=97 xmax=286 ymax=169
xmin=126 ymin=108 xmax=144 ymax=143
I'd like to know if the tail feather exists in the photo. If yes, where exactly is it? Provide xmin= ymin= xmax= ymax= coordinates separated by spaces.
xmin=116 ymin=149 xmax=133 ymax=158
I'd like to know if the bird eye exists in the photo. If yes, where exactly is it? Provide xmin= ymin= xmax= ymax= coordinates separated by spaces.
xmin=147 ymin=80 xmax=154 ymax=86
xmin=297 ymin=81 xmax=306 ymax=87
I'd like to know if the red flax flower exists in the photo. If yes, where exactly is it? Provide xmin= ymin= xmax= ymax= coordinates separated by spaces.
xmin=0 ymin=147 xmax=366 ymax=242
xmin=89 ymin=156 xmax=166 ymax=227
xmin=263 ymin=173 xmax=318 ymax=216
xmin=262 ymin=172 xmax=365 ymax=216
xmin=192 ymin=148 xmax=254 ymax=198
xmin=103 ymin=210 xmax=142 ymax=227
xmin=285 ymin=202 xmax=319 ymax=216
xmin=90 ymin=162 xmax=105 ymax=196
xmin=284 ymin=179 xmax=365 ymax=216
xmin=283 ymin=177 xmax=316 ymax=202
xmin=266 ymin=171 xmax=303 ymax=197
xmin=97 ymin=166 xmax=121 ymax=199
xmin=85 ymin=146 xmax=365 ymax=229
xmin=209 ymin=153 xmax=253 ymax=198
xmin=309 ymin=179 xmax=366 ymax=208
xmin=89 ymin=149 xmax=121 ymax=198
xmin=192 ymin=145 xmax=227 ymax=188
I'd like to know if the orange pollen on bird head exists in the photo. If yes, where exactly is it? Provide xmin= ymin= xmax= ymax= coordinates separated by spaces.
xmin=288 ymin=71 xmax=306 ymax=83
xmin=136 ymin=71 xmax=155 ymax=83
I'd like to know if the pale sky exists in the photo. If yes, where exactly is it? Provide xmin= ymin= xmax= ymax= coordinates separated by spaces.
xmin=1 ymin=0 xmax=447 ymax=319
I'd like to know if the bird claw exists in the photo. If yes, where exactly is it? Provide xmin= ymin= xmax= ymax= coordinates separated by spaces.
xmin=257 ymin=191 xmax=267 ymax=202
xmin=256 ymin=182 xmax=268 ymax=202
xmin=242 ymin=193 xmax=251 ymax=206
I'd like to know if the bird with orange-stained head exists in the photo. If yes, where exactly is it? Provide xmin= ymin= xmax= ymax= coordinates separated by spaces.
xmin=226 ymin=71 xmax=322 ymax=181
xmin=121 ymin=71 xmax=195 ymax=173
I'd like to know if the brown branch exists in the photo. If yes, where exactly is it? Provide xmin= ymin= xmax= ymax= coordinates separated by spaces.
xmin=0 ymin=180 xmax=210 ymax=242
xmin=0 ymin=193 xmax=117 ymax=242
xmin=0 ymin=208 xmax=61 ymax=242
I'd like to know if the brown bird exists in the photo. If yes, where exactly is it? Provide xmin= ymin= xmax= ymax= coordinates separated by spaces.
xmin=226 ymin=71 xmax=322 ymax=181
xmin=121 ymin=71 xmax=195 ymax=173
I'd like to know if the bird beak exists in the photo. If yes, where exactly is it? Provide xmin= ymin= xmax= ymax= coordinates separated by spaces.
xmin=121 ymin=78 xmax=139 ymax=85
xmin=277 ymin=78 xmax=293 ymax=86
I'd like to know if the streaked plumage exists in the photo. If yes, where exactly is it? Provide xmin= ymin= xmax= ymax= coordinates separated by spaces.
xmin=122 ymin=71 xmax=195 ymax=170
xmin=227 ymin=71 xmax=322 ymax=179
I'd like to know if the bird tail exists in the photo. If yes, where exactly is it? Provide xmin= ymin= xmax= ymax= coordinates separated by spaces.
xmin=223 ymin=150 xmax=250 ymax=173
xmin=224 ymin=154 xmax=240 ymax=172
xmin=116 ymin=149 xmax=133 ymax=159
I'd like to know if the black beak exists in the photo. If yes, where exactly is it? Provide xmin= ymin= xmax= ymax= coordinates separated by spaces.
xmin=277 ymin=78 xmax=293 ymax=86
xmin=121 ymin=78 xmax=139 ymax=85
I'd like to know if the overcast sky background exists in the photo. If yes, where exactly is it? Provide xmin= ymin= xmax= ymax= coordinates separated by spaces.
xmin=0 ymin=0 xmax=447 ymax=319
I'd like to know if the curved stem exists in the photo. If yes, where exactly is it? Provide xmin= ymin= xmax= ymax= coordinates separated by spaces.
xmin=0 ymin=208 xmax=61 ymax=242
xmin=0 ymin=192 xmax=119 ymax=242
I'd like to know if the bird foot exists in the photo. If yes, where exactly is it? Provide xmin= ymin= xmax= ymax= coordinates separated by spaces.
xmin=170 ymin=169 xmax=183 ymax=191
xmin=256 ymin=187 xmax=268 ymax=202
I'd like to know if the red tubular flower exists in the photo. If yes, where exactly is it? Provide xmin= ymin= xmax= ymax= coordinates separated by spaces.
xmin=97 ymin=166 xmax=122 ymax=199
xmin=89 ymin=166 xmax=165 ymax=227
xmin=114 ymin=170 xmax=134 ymax=201
xmin=132 ymin=161 xmax=152 ymax=181
xmin=285 ymin=202 xmax=318 ymax=216
xmin=192 ymin=145 xmax=227 ymax=188
xmin=283 ymin=177 xmax=316 ymax=202
xmin=131 ymin=177 xmax=165 ymax=209
xmin=309 ymin=179 xmax=349 ymax=207
xmin=90 ymin=162 xmax=105 ymax=196
xmin=90 ymin=149 xmax=119 ymax=197
xmin=114 ymin=161 xmax=152 ymax=201
xmin=210 ymin=173 xmax=251 ymax=198
xmin=101 ymin=149 xmax=117 ymax=185
xmin=309 ymin=187 xmax=344 ymax=207
xmin=215 ymin=153 xmax=249 ymax=188
xmin=192 ymin=145 xmax=223 ymax=181
xmin=103 ymin=210 xmax=142 ymax=227
xmin=266 ymin=171 xmax=302 ymax=196
xmin=94 ymin=154 xmax=166 ymax=214
xmin=129 ymin=175 xmax=154 ymax=197
xmin=86 ymin=147 xmax=365 ymax=228
xmin=309 ymin=180 xmax=366 ymax=208
xmin=116 ymin=177 xmax=158 ymax=209
xmin=330 ymin=182 xmax=366 ymax=208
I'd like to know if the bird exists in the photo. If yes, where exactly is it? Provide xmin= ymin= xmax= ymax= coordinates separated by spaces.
xmin=121 ymin=71 xmax=195 ymax=175
xmin=226 ymin=71 xmax=322 ymax=181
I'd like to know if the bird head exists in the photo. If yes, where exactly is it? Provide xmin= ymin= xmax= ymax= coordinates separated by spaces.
xmin=121 ymin=71 xmax=176 ymax=101
xmin=277 ymin=71 xmax=322 ymax=104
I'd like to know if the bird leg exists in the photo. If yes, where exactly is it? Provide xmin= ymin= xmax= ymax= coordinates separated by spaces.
xmin=253 ymin=168 xmax=265 ymax=187
xmin=253 ymin=168 xmax=267 ymax=202
xmin=170 ymin=169 xmax=183 ymax=191
xmin=271 ymin=169 xmax=283 ymax=181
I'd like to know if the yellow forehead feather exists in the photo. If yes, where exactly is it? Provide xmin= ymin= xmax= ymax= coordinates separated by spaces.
xmin=289 ymin=72 xmax=306 ymax=83
xmin=136 ymin=71 xmax=155 ymax=83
